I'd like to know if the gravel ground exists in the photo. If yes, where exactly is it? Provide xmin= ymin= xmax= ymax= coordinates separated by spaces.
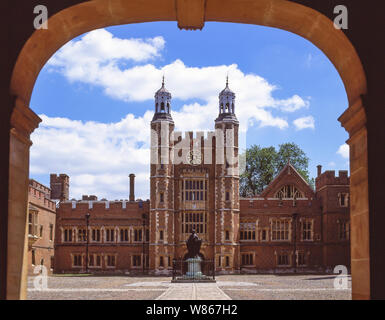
xmin=27 ymin=274 xmax=351 ymax=300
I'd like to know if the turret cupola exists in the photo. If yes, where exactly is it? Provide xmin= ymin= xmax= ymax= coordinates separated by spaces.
xmin=216 ymin=76 xmax=238 ymax=123
xmin=152 ymin=76 xmax=173 ymax=122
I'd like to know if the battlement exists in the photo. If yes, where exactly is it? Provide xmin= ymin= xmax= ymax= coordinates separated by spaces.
xmin=315 ymin=165 xmax=349 ymax=190
xmin=29 ymin=179 xmax=51 ymax=198
xmin=50 ymin=173 xmax=69 ymax=201
xmin=82 ymin=195 xmax=98 ymax=201
xmin=28 ymin=185 xmax=56 ymax=211
xmin=58 ymin=199 xmax=150 ymax=211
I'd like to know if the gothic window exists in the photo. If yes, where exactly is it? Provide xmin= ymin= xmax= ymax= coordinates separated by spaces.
xmin=297 ymin=251 xmax=307 ymax=266
xmin=338 ymin=193 xmax=349 ymax=207
xmin=241 ymin=253 xmax=253 ymax=266
xmin=260 ymin=228 xmax=268 ymax=241
xmin=28 ymin=210 xmax=39 ymax=237
xmin=63 ymin=228 xmax=73 ymax=242
xmin=73 ymin=254 xmax=82 ymax=267
xmin=225 ymin=230 xmax=230 ymax=240
xmin=120 ymin=228 xmax=129 ymax=242
xmin=182 ymin=212 xmax=207 ymax=238
xmin=77 ymin=228 xmax=87 ymax=242
xmin=133 ymin=228 xmax=143 ymax=242
xmin=271 ymin=219 xmax=291 ymax=241
xmin=106 ymin=255 xmax=116 ymax=267
xmin=49 ymin=224 xmax=54 ymax=241
xmin=91 ymin=228 xmax=101 ymax=242
xmin=338 ymin=220 xmax=350 ymax=240
xmin=160 ymin=192 xmax=164 ymax=203
xmin=105 ymin=228 xmax=115 ymax=242
xmin=133 ymin=255 xmax=141 ymax=267
xmin=240 ymin=221 xmax=256 ymax=240
xmin=159 ymin=230 xmax=164 ymax=241
xmin=277 ymin=252 xmax=291 ymax=266
xmin=275 ymin=185 xmax=304 ymax=199
xmin=300 ymin=219 xmax=313 ymax=241
xmin=225 ymin=256 xmax=230 ymax=267
xmin=159 ymin=256 xmax=164 ymax=267
xmin=183 ymin=179 xmax=207 ymax=202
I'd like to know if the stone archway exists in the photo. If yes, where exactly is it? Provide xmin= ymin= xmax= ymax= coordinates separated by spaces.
xmin=8 ymin=0 xmax=368 ymax=299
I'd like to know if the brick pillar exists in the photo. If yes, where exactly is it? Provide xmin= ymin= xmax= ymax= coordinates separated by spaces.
xmin=7 ymin=99 xmax=41 ymax=299
xmin=339 ymin=97 xmax=370 ymax=299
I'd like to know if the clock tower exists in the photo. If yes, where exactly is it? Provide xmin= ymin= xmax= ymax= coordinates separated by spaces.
xmin=149 ymin=77 xmax=240 ymax=274
xmin=214 ymin=77 xmax=240 ymax=272
xmin=150 ymin=77 xmax=175 ymax=273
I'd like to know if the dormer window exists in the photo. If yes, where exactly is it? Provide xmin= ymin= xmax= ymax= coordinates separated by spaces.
xmin=275 ymin=185 xmax=303 ymax=199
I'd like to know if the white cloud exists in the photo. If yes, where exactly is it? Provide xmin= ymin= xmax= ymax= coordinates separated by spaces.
xmin=292 ymin=116 xmax=315 ymax=130
xmin=32 ymin=29 xmax=314 ymax=199
xmin=337 ymin=143 xmax=349 ymax=159
xmin=47 ymin=28 xmax=310 ymax=132
xmin=30 ymin=113 xmax=153 ymax=200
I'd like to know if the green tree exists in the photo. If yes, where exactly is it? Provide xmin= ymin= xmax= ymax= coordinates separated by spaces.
xmin=240 ymin=145 xmax=277 ymax=197
xmin=240 ymin=142 xmax=314 ymax=197
xmin=275 ymin=142 xmax=312 ymax=184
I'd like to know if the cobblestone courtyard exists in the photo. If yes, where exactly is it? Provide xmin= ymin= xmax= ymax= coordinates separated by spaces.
xmin=28 ymin=274 xmax=351 ymax=300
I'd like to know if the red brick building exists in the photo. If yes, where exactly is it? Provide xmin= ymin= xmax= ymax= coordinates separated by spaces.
xmin=27 ymin=179 xmax=56 ymax=275
xmin=53 ymin=80 xmax=350 ymax=274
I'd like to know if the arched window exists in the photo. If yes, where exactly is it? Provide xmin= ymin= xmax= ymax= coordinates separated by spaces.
xmin=167 ymin=103 xmax=170 ymax=112
xmin=156 ymin=103 xmax=158 ymax=111
xmin=160 ymin=102 xmax=165 ymax=111
xmin=232 ymin=103 xmax=234 ymax=113
xmin=226 ymin=103 xmax=229 ymax=112
xmin=275 ymin=185 xmax=303 ymax=199
xmin=220 ymin=103 xmax=224 ymax=112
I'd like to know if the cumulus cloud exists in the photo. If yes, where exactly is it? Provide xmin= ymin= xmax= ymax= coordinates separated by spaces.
xmin=292 ymin=116 xmax=315 ymax=130
xmin=337 ymin=143 xmax=349 ymax=159
xmin=30 ymin=113 xmax=153 ymax=200
xmin=32 ymin=28 xmax=314 ymax=199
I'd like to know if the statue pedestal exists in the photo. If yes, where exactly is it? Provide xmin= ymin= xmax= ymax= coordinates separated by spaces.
xmin=186 ymin=257 xmax=202 ymax=278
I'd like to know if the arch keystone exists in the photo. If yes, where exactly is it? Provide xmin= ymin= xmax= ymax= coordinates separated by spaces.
xmin=176 ymin=0 xmax=206 ymax=30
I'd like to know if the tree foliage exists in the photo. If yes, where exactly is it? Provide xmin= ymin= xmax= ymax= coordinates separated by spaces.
xmin=240 ymin=142 xmax=313 ymax=197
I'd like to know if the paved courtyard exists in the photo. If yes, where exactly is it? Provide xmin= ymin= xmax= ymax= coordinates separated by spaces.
xmin=27 ymin=274 xmax=351 ymax=300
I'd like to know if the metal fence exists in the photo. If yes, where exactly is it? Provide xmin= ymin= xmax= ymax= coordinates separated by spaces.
xmin=172 ymin=258 xmax=215 ymax=281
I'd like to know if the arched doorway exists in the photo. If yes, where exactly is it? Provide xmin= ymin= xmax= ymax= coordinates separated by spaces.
xmin=7 ymin=0 xmax=368 ymax=299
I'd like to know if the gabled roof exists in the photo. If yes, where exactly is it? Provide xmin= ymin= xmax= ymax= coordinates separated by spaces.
xmin=260 ymin=162 xmax=314 ymax=198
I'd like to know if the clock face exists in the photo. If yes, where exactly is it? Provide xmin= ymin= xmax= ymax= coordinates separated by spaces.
xmin=186 ymin=150 xmax=202 ymax=165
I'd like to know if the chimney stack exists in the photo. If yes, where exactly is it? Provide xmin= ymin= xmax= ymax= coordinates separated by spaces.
xmin=317 ymin=165 xmax=322 ymax=177
xmin=129 ymin=174 xmax=135 ymax=201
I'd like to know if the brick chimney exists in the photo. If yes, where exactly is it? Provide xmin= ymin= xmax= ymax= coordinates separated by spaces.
xmin=129 ymin=174 xmax=135 ymax=201
xmin=317 ymin=165 xmax=322 ymax=177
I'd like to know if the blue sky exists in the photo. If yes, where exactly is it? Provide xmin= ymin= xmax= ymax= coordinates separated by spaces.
xmin=30 ymin=22 xmax=349 ymax=200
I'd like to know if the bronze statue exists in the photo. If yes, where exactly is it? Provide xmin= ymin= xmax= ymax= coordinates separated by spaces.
xmin=186 ymin=229 xmax=202 ymax=259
